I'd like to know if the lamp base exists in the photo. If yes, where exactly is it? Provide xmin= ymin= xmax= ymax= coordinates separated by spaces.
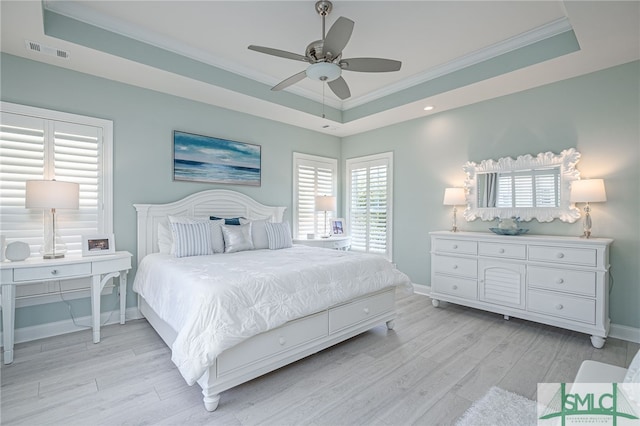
xmin=43 ymin=253 xmax=65 ymax=259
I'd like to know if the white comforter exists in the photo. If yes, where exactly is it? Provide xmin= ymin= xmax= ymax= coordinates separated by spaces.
xmin=133 ymin=245 xmax=412 ymax=385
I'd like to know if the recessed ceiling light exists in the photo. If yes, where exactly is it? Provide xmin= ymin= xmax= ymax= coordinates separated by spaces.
xmin=423 ymin=105 xmax=435 ymax=111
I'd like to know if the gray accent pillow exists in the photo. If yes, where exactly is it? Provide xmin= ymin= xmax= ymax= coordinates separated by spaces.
xmin=221 ymin=222 xmax=254 ymax=253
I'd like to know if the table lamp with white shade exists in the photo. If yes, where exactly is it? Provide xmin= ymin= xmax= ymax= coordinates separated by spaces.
xmin=25 ymin=179 xmax=79 ymax=259
xmin=443 ymin=187 xmax=466 ymax=232
xmin=570 ymin=179 xmax=607 ymax=239
xmin=315 ymin=195 xmax=336 ymax=238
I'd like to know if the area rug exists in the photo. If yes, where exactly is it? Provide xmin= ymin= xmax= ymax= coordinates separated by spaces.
xmin=456 ymin=386 xmax=537 ymax=426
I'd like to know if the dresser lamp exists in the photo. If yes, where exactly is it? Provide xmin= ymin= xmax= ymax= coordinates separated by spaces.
xmin=570 ymin=179 xmax=606 ymax=239
xmin=25 ymin=179 xmax=79 ymax=259
xmin=443 ymin=188 xmax=466 ymax=232
xmin=315 ymin=195 xmax=336 ymax=238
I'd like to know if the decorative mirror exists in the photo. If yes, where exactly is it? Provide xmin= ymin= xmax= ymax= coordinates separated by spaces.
xmin=463 ymin=148 xmax=581 ymax=223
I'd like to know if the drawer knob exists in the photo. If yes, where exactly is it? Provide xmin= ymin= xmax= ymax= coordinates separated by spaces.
xmin=452 ymin=285 xmax=458 ymax=290
xmin=363 ymin=307 xmax=370 ymax=315
xmin=278 ymin=337 xmax=286 ymax=346
xmin=498 ymin=248 xmax=505 ymax=254
xmin=556 ymin=278 xmax=564 ymax=284
xmin=51 ymin=269 xmax=58 ymax=275
xmin=555 ymin=304 xmax=564 ymax=310
xmin=556 ymin=252 xmax=565 ymax=259
xmin=452 ymin=265 xmax=458 ymax=269
xmin=452 ymin=244 xmax=458 ymax=249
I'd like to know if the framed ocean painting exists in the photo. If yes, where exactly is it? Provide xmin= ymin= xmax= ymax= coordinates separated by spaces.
xmin=173 ymin=131 xmax=261 ymax=186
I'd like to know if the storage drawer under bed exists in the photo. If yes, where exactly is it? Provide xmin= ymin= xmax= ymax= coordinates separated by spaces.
xmin=217 ymin=311 xmax=328 ymax=376
xmin=328 ymin=289 xmax=395 ymax=334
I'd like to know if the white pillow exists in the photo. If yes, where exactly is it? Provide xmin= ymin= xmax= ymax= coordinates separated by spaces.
xmin=169 ymin=221 xmax=213 ymax=258
xmin=221 ymin=223 xmax=254 ymax=253
xmin=209 ymin=219 xmax=225 ymax=254
xmin=265 ymin=221 xmax=292 ymax=250
xmin=250 ymin=219 xmax=269 ymax=250
xmin=158 ymin=221 xmax=172 ymax=254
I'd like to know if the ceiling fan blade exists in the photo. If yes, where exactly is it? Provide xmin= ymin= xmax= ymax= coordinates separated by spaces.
xmin=340 ymin=58 xmax=402 ymax=72
xmin=248 ymin=45 xmax=309 ymax=62
xmin=271 ymin=70 xmax=307 ymax=91
xmin=328 ymin=76 xmax=351 ymax=100
xmin=323 ymin=17 xmax=354 ymax=59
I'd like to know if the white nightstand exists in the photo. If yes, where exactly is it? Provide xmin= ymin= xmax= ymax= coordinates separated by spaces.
xmin=293 ymin=235 xmax=351 ymax=251
xmin=0 ymin=251 xmax=132 ymax=364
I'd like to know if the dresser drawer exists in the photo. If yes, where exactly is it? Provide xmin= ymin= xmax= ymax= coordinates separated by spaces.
xmin=432 ymin=274 xmax=477 ymax=300
xmin=329 ymin=290 xmax=395 ymax=334
xmin=478 ymin=242 xmax=526 ymax=259
xmin=13 ymin=263 xmax=92 ymax=282
xmin=218 ymin=311 xmax=327 ymax=375
xmin=434 ymin=238 xmax=477 ymax=255
xmin=433 ymin=255 xmax=477 ymax=278
xmin=528 ymin=245 xmax=597 ymax=267
xmin=528 ymin=289 xmax=595 ymax=324
xmin=528 ymin=266 xmax=596 ymax=297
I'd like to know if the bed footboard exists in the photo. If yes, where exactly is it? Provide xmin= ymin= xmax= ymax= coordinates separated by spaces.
xmin=143 ymin=287 xmax=397 ymax=412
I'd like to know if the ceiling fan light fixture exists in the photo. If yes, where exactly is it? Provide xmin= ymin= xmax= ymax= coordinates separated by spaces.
xmin=306 ymin=62 xmax=341 ymax=82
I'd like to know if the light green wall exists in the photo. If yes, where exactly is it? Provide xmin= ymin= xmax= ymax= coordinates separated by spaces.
xmin=342 ymin=60 xmax=640 ymax=329
xmin=0 ymin=53 xmax=341 ymax=328
xmin=2 ymin=53 xmax=638 ymax=332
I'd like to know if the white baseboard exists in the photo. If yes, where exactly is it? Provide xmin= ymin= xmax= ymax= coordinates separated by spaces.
xmin=411 ymin=288 xmax=640 ymax=344
xmin=609 ymin=323 xmax=640 ymax=344
xmin=0 ymin=306 xmax=143 ymax=347
xmin=412 ymin=283 xmax=430 ymax=296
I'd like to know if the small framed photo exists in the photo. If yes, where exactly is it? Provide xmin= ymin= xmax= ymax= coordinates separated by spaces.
xmin=330 ymin=218 xmax=346 ymax=236
xmin=82 ymin=234 xmax=115 ymax=256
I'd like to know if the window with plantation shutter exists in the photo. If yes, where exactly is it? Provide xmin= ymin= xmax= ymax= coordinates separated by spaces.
xmin=495 ymin=168 xmax=559 ymax=208
xmin=346 ymin=152 xmax=393 ymax=260
xmin=292 ymin=153 xmax=337 ymax=238
xmin=0 ymin=102 xmax=113 ymax=258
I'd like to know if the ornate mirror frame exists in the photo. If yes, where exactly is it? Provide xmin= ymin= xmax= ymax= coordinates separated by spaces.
xmin=463 ymin=148 xmax=581 ymax=223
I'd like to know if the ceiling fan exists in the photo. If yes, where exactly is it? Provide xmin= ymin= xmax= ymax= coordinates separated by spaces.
xmin=248 ymin=0 xmax=402 ymax=100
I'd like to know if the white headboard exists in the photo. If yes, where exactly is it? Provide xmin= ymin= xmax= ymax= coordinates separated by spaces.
xmin=133 ymin=189 xmax=286 ymax=264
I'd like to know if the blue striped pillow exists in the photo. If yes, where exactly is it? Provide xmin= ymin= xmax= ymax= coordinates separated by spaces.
xmin=265 ymin=222 xmax=292 ymax=250
xmin=170 ymin=221 xmax=213 ymax=258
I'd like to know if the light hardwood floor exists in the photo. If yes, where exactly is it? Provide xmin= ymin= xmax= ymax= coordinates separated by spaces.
xmin=1 ymin=294 xmax=638 ymax=425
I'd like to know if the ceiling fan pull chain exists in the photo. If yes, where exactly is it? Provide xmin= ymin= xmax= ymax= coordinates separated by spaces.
xmin=322 ymin=83 xmax=326 ymax=118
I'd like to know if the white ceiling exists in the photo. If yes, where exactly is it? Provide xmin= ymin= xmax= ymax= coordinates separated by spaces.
xmin=1 ymin=1 xmax=639 ymax=137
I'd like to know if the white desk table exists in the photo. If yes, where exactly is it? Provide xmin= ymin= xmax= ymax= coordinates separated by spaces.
xmin=0 ymin=251 xmax=132 ymax=364
xmin=293 ymin=235 xmax=351 ymax=250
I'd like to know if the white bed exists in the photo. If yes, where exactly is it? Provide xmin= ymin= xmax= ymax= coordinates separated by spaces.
xmin=133 ymin=189 xmax=411 ymax=411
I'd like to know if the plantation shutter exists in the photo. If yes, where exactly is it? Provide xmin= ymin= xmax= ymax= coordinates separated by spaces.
xmin=495 ymin=168 xmax=560 ymax=208
xmin=293 ymin=153 xmax=337 ymax=238
xmin=346 ymin=152 xmax=393 ymax=260
xmin=0 ymin=105 xmax=110 ymax=257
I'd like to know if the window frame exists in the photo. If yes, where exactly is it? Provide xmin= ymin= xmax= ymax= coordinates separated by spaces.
xmin=345 ymin=151 xmax=394 ymax=260
xmin=292 ymin=152 xmax=338 ymax=239
xmin=0 ymin=101 xmax=114 ymax=253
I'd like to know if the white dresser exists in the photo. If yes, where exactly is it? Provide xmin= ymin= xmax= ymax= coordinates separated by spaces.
xmin=429 ymin=231 xmax=613 ymax=348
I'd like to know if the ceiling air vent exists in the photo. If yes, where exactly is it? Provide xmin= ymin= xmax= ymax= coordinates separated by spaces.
xmin=25 ymin=40 xmax=70 ymax=60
